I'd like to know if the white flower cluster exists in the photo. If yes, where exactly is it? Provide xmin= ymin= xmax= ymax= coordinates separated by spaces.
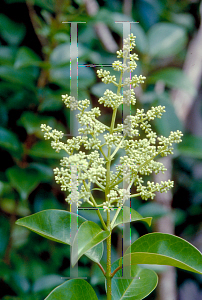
xmin=103 ymin=133 xmax=123 ymax=147
xmin=123 ymin=89 xmax=136 ymax=106
xmin=61 ymin=95 xmax=78 ymax=110
xmin=66 ymin=165 xmax=81 ymax=206
xmin=77 ymin=106 xmax=106 ymax=136
xmin=103 ymin=188 xmax=131 ymax=211
xmin=97 ymin=69 xmax=117 ymax=85
xmin=40 ymin=33 xmax=183 ymax=210
xmin=41 ymin=124 xmax=64 ymax=153
xmin=136 ymin=180 xmax=174 ymax=200
xmin=98 ymin=89 xmax=123 ymax=109
xmin=53 ymin=150 xmax=107 ymax=205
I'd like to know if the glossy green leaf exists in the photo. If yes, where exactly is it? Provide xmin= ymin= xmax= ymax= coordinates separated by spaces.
xmin=0 ymin=46 xmax=16 ymax=65
xmin=6 ymin=166 xmax=41 ymax=200
xmin=111 ymin=260 xmax=158 ymax=300
xmin=0 ymin=127 xmax=21 ymax=152
xmin=50 ymin=65 xmax=95 ymax=89
xmin=177 ymin=135 xmax=202 ymax=159
xmin=0 ymin=14 xmax=26 ymax=45
xmin=0 ymin=66 xmax=35 ymax=91
xmin=148 ymin=68 xmax=196 ymax=96
xmin=50 ymin=43 xmax=70 ymax=67
xmin=148 ymin=22 xmax=187 ymax=58
xmin=33 ymin=274 xmax=63 ymax=293
xmin=28 ymin=162 xmax=53 ymax=182
xmin=15 ymin=210 xmax=103 ymax=264
xmin=10 ymin=272 xmax=30 ymax=294
xmin=33 ymin=0 xmax=55 ymax=12
xmin=121 ymin=233 xmax=202 ymax=274
xmin=15 ymin=209 xmax=85 ymax=244
xmin=171 ymin=13 xmax=195 ymax=32
xmin=91 ymin=82 xmax=116 ymax=98
xmin=71 ymin=221 xmax=110 ymax=267
xmin=45 ymin=279 xmax=98 ymax=300
xmin=29 ymin=141 xmax=66 ymax=159
xmin=153 ymin=92 xmax=183 ymax=136
xmin=14 ymin=47 xmax=41 ymax=69
xmin=138 ymin=202 xmax=169 ymax=220
xmin=112 ymin=207 xmax=152 ymax=229
xmin=110 ymin=13 xmax=148 ymax=53
xmin=38 ymin=91 xmax=63 ymax=112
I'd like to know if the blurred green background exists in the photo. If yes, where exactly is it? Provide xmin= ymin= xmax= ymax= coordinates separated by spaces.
xmin=0 ymin=0 xmax=202 ymax=299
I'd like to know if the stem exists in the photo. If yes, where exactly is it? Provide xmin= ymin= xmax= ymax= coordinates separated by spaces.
xmin=110 ymin=135 xmax=126 ymax=160
xmin=83 ymin=180 xmax=108 ymax=231
xmin=105 ymin=44 xmax=129 ymax=299
xmin=111 ymin=266 xmax=122 ymax=278
xmin=111 ymin=206 xmax=122 ymax=229
xmin=94 ymin=180 xmax=106 ymax=191
xmin=109 ymin=172 xmax=130 ymax=189
xmin=106 ymin=210 xmax=112 ymax=300
xmin=96 ymin=262 xmax=106 ymax=276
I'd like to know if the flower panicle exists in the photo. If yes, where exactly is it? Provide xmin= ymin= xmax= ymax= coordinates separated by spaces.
xmin=40 ymin=33 xmax=183 ymax=210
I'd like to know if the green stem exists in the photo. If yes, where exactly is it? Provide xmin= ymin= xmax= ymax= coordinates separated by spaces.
xmin=96 ymin=262 xmax=106 ymax=276
xmin=105 ymin=45 xmax=129 ymax=300
xmin=110 ymin=135 xmax=126 ymax=160
xmin=82 ymin=180 xmax=108 ymax=231
xmin=111 ymin=265 xmax=122 ymax=278
xmin=109 ymin=173 xmax=130 ymax=189
xmin=94 ymin=180 xmax=106 ymax=192
xmin=106 ymin=210 xmax=112 ymax=300
xmin=111 ymin=206 xmax=122 ymax=229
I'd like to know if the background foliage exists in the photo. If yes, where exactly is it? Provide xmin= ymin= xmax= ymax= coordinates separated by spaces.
xmin=0 ymin=0 xmax=202 ymax=299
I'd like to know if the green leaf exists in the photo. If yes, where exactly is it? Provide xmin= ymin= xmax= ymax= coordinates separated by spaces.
xmin=29 ymin=141 xmax=66 ymax=159
xmin=148 ymin=22 xmax=187 ymax=58
xmin=6 ymin=166 xmax=41 ymax=200
xmin=14 ymin=47 xmax=41 ymax=69
xmin=0 ymin=66 xmax=35 ymax=91
xmin=33 ymin=274 xmax=64 ymax=293
xmin=45 ymin=279 xmax=98 ymax=300
xmin=153 ymin=92 xmax=183 ymax=136
xmin=0 ymin=46 xmax=16 ymax=65
xmin=15 ymin=210 xmax=86 ymax=244
xmin=121 ymin=233 xmax=202 ymax=274
xmin=15 ymin=210 xmax=103 ymax=264
xmin=177 ymin=135 xmax=202 ymax=159
xmin=17 ymin=111 xmax=43 ymax=135
xmin=71 ymin=221 xmax=110 ymax=267
xmin=50 ymin=43 xmax=70 ymax=67
xmin=170 ymin=13 xmax=195 ymax=32
xmin=138 ymin=202 xmax=169 ymax=220
xmin=33 ymin=0 xmax=55 ymax=12
xmin=112 ymin=207 xmax=152 ymax=229
xmin=0 ymin=14 xmax=26 ymax=45
xmin=50 ymin=65 xmax=95 ymax=89
xmin=148 ymin=68 xmax=196 ymax=96
xmin=38 ymin=91 xmax=63 ymax=112
xmin=0 ymin=127 xmax=21 ymax=152
xmin=111 ymin=260 xmax=158 ymax=300
xmin=28 ymin=162 xmax=53 ymax=182
xmin=110 ymin=13 xmax=148 ymax=53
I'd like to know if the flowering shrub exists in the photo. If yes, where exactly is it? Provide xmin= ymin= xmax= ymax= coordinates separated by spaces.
xmin=16 ymin=34 xmax=202 ymax=300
